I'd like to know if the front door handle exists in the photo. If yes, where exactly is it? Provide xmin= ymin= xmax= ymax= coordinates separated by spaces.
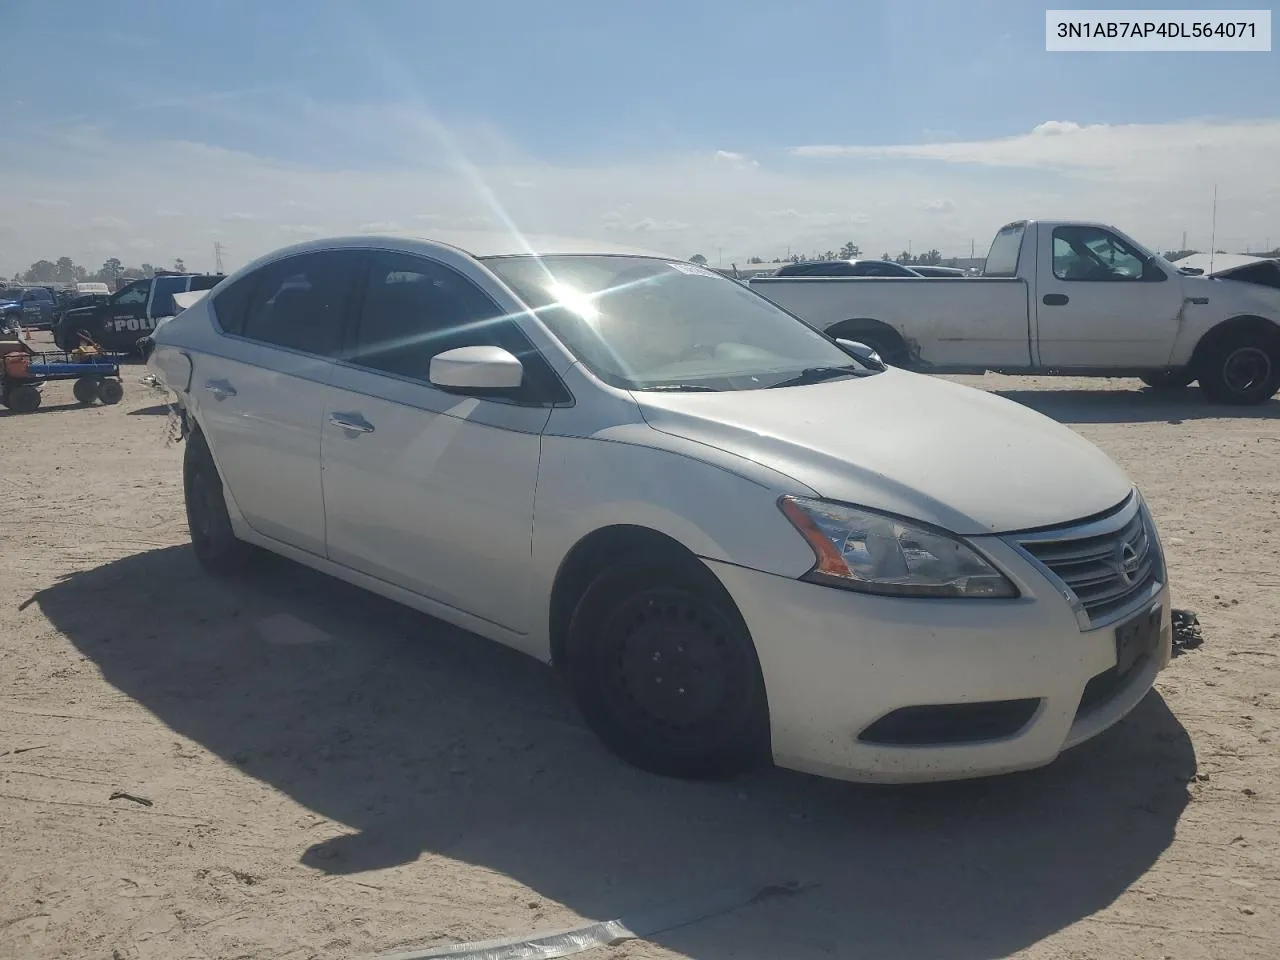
xmin=329 ymin=412 xmax=375 ymax=434
xmin=1042 ymin=293 xmax=1069 ymax=306
xmin=203 ymin=379 xmax=236 ymax=400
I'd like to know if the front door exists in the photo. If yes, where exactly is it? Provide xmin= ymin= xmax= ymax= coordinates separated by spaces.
xmin=320 ymin=251 xmax=553 ymax=638
xmin=1034 ymin=224 xmax=1185 ymax=368
xmin=193 ymin=250 xmax=360 ymax=557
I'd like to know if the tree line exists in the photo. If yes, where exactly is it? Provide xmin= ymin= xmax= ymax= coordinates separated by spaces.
xmin=693 ymin=242 xmax=946 ymax=266
xmin=11 ymin=256 xmax=188 ymax=286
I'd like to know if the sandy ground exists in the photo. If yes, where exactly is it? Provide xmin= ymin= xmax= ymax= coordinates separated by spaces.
xmin=1 ymin=352 xmax=1278 ymax=960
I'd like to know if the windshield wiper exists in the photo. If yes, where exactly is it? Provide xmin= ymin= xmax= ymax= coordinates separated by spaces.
xmin=767 ymin=366 xmax=861 ymax=389
xmin=640 ymin=383 xmax=721 ymax=392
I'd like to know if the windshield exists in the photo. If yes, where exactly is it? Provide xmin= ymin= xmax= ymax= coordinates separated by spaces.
xmin=483 ymin=255 xmax=865 ymax=391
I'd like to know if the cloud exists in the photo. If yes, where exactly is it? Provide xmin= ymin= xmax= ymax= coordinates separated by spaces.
xmin=2 ymin=107 xmax=1279 ymax=274
xmin=128 ymin=238 xmax=155 ymax=250
xmin=713 ymin=150 xmax=759 ymax=170
xmin=28 ymin=198 xmax=70 ymax=208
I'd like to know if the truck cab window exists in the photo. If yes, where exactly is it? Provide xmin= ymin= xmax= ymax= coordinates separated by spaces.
xmin=1053 ymin=227 xmax=1145 ymax=281
xmin=113 ymin=283 xmax=150 ymax=306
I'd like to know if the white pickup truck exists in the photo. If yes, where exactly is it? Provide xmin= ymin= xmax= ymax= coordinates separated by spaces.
xmin=748 ymin=220 xmax=1280 ymax=405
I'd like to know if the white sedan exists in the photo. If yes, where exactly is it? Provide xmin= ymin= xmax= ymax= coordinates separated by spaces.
xmin=148 ymin=233 xmax=1172 ymax=783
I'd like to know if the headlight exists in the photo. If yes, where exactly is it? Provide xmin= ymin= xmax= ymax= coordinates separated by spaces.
xmin=779 ymin=495 xmax=1018 ymax=599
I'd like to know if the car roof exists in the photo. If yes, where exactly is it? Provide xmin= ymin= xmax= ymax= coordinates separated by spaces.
xmin=244 ymin=231 xmax=679 ymax=264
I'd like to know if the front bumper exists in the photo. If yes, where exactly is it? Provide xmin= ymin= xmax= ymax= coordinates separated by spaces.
xmin=705 ymin=536 xmax=1171 ymax=783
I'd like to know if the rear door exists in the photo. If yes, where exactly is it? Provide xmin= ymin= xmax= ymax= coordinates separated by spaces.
xmin=193 ymin=251 xmax=361 ymax=557
xmin=1034 ymin=225 xmax=1185 ymax=367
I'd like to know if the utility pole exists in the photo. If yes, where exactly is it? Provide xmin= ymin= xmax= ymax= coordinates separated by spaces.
xmin=213 ymin=241 xmax=226 ymax=274
xmin=970 ymin=238 xmax=975 ymax=259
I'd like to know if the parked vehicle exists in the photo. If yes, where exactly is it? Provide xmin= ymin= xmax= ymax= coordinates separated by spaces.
xmin=909 ymin=264 xmax=968 ymax=278
xmin=0 ymin=286 xmax=58 ymax=331
xmin=750 ymin=220 xmax=1280 ymax=404
xmin=149 ymin=234 xmax=1171 ymax=784
xmin=773 ymin=258 xmax=923 ymax=278
xmin=54 ymin=272 xmax=224 ymax=355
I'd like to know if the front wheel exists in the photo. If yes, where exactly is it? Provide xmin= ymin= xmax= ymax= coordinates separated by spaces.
xmin=565 ymin=557 xmax=769 ymax=779
xmin=1198 ymin=333 xmax=1280 ymax=405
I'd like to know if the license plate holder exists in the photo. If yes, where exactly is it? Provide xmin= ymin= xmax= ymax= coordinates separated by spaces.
xmin=1114 ymin=606 xmax=1161 ymax=675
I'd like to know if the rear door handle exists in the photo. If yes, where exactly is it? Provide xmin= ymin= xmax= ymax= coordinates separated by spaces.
xmin=203 ymin=379 xmax=236 ymax=400
xmin=1042 ymin=294 xmax=1069 ymax=306
xmin=329 ymin=412 xmax=375 ymax=434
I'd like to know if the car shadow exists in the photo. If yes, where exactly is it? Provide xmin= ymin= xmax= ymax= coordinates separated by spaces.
xmin=34 ymin=545 xmax=1195 ymax=960
xmin=996 ymin=386 xmax=1280 ymax=424
xmin=0 ymin=400 xmax=91 ymax=417
xmin=126 ymin=403 xmax=172 ymax=416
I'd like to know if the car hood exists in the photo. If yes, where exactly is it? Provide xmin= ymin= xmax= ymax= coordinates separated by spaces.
xmin=632 ymin=369 xmax=1132 ymax=535
xmin=61 ymin=305 xmax=100 ymax=321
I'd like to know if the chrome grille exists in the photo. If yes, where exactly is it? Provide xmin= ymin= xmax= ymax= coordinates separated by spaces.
xmin=1011 ymin=495 xmax=1164 ymax=629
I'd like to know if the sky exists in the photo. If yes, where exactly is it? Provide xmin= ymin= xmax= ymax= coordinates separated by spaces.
xmin=1 ymin=0 xmax=1278 ymax=277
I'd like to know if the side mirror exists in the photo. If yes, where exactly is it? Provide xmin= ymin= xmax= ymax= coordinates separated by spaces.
xmin=429 ymin=345 xmax=524 ymax=392
xmin=835 ymin=338 xmax=887 ymax=371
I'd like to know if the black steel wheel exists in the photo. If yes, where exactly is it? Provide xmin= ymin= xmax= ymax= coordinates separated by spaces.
xmin=184 ymin=431 xmax=251 ymax=575
xmin=1199 ymin=333 xmax=1280 ymax=405
xmin=565 ymin=557 xmax=768 ymax=779
xmin=73 ymin=377 xmax=99 ymax=405
xmin=97 ymin=378 xmax=124 ymax=405
xmin=7 ymin=384 xmax=41 ymax=413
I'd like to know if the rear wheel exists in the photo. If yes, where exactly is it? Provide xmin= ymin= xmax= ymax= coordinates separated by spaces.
xmin=7 ymin=384 xmax=41 ymax=413
xmin=97 ymin=378 xmax=124 ymax=405
xmin=1198 ymin=332 xmax=1280 ymax=405
xmin=184 ymin=431 xmax=252 ymax=575
xmin=565 ymin=556 xmax=769 ymax=779
xmin=73 ymin=377 xmax=99 ymax=405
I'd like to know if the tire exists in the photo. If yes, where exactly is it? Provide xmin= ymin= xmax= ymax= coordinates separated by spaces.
xmin=1140 ymin=369 xmax=1195 ymax=391
xmin=564 ymin=555 xmax=769 ymax=779
xmin=73 ymin=377 xmax=99 ymax=405
xmin=1198 ymin=332 xmax=1280 ymax=405
xmin=97 ymin=378 xmax=124 ymax=405
xmin=183 ymin=431 xmax=252 ymax=575
xmin=7 ymin=384 xmax=41 ymax=414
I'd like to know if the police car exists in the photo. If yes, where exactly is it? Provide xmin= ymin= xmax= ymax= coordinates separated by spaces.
xmin=54 ymin=272 xmax=224 ymax=355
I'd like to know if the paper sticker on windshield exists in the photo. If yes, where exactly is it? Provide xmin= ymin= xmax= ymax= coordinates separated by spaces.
xmin=669 ymin=262 xmax=720 ymax=278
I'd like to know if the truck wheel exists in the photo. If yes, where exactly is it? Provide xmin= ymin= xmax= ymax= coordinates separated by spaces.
xmin=7 ymin=384 xmax=41 ymax=413
xmin=1140 ymin=369 xmax=1195 ymax=391
xmin=97 ymin=378 xmax=124 ymax=405
xmin=1199 ymin=334 xmax=1280 ymax=405
xmin=73 ymin=377 xmax=100 ymax=405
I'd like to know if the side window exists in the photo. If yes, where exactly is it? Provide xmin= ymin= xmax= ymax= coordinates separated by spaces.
xmin=210 ymin=274 xmax=256 ymax=336
xmin=349 ymin=254 xmax=517 ymax=381
xmin=189 ymin=275 xmax=222 ymax=292
xmin=1052 ymin=227 xmax=1146 ymax=281
xmin=113 ymin=282 xmax=149 ymax=307
xmin=348 ymin=253 xmax=566 ymax=403
xmin=240 ymin=252 xmax=360 ymax=356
